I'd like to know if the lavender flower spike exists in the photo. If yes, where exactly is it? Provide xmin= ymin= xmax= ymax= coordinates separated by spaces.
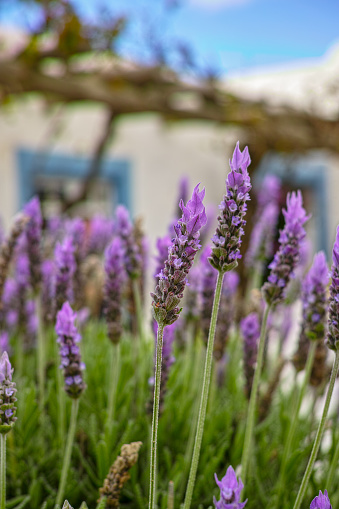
xmin=104 ymin=237 xmax=127 ymax=344
xmin=310 ymin=490 xmax=332 ymax=509
xmin=116 ymin=206 xmax=142 ymax=279
xmin=302 ymin=252 xmax=329 ymax=341
xmin=151 ymin=184 xmax=207 ymax=326
xmin=327 ymin=226 xmax=339 ymax=351
xmin=55 ymin=302 xmax=86 ymax=398
xmin=213 ymin=466 xmax=247 ymax=509
xmin=55 ymin=237 xmax=76 ymax=311
xmin=241 ymin=313 xmax=260 ymax=399
xmin=263 ymin=191 xmax=310 ymax=306
xmin=0 ymin=352 xmax=17 ymax=434
xmin=24 ymin=196 xmax=42 ymax=291
xmin=210 ymin=142 xmax=251 ymax=273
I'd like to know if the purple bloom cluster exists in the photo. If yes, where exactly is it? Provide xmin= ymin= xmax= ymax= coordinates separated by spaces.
xmin=151 ymin=184 xmax=207 ymax=326
xmin=241 ymin=312 xmax=260 ymax=398
xmin=245 ymin=203 xmax=279 ymax=271
xmin=0 ymin=351 xmax=17 ymax=434
xmin=24 ymin=196 xmax=42 ymax=290
xmin=55 ymin=302 xmax=86 ymax=399
xmin=116 ymin=206 xmax=142 ymax=279
xmin=104 ymin=237 xmax=127 ymax=344
xmin=310 ymin=490 xmax=332 ymax=509
xmin=200 ymin=246 xmax=218 ymax=342
xmin=262 ymin=191 xmax=309 ymax=306
xmin=55 ymin=237 xmax=76 ymax=311
xmin=213 ymin=466 xmax=247 ymax=509
xmin=0 ymin=213 xmax=29 ymax=305
xmin=327 ymin=226 xmax=339 ymax=351
xmin=210 ymin=142 xmax=251 ymax=273
xmin=65 ymin=218 xmax=86 ymax=258
xmin=87 ymin=215 xmax=114 ymax=255
xmin=302 ymin=252 xmax=329 ymax=341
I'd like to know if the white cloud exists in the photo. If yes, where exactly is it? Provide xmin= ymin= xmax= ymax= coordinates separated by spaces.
xmin=189 ymin=0 xmax=253 ymax=10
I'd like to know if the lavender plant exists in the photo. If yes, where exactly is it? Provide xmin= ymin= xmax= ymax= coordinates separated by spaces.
xmin=55 ymin=237 xmax=76 ymax=312
xmin=184 ymin=142 xmax=251 ymax=509
xmin=0 ymin=352 xmax=17 ymax=509
xmin=23 ymin=196 xmax=42 ymax=292
xmin=242 ymin=190 xmax=309 ymax=487
xmin=55 ymin=302 xmax=85 ymax=508
xmin=150 ymin=183 xmax=207 ymax=509
xmin=240 ymin=313 xmax=260 ymax=399
xmin=276 ymin=252 xmax=329 ymax=508
xmin=245 ymin=202 xmax=279 ymax=287
xmin=0 ymin=213 xmax=28 ymax=304
xmin=213 ymin=466 xmax=247 ymax=509
xmin=310 ymin=490 xmax=332 ymax=509
xmin=104 ymin=236 xmax=127 ymax=425
xmin=115 ymin=206 xmax=143 ymax=337
xmin=104 ymin=237 xmax=127 ymax=345
xmin=293 ymin=227 xmax=339 ymax=509
xmin=209 ymin=142 xmax=251 ymax=273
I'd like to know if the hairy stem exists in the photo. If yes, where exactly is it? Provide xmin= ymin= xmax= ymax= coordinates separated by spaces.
xmin=293 ymin=348 xmax=339 ymax=509
xmin=55 ymin=398 xmax=79 ymax=509
xmin=183 ymin=271 xmax=224 ymax=509
xmin=241 ymin=304 xmax=271 ymax=487
xmin=0 ymin=435 xmax=6 ymax=509
xmin=107 ymin=343 xmax=121 ymax=427
xmin=149 ymin=323 xmax=165 ymax=509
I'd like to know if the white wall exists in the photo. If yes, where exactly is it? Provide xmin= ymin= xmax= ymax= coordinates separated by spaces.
xmin=0 ymin=96 xmax=238 ymax=248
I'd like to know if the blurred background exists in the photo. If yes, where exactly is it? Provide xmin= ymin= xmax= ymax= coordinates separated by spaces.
xmin=0 ymin=0 xmax=339 ymax=256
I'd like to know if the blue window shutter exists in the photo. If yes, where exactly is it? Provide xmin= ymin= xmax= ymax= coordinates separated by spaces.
xmin=16 ymin=148 xmax=132 ymax=214
xmin=255 ymin=152 xmax=328 ymax=256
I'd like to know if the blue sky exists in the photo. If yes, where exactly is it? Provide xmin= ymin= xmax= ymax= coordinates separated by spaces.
xmin=1 ymin=0 xmax=339 ymax=73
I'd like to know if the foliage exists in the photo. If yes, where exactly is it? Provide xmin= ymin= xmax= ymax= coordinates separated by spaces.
xmin=4 ymin=315 xmax=335 ymax=508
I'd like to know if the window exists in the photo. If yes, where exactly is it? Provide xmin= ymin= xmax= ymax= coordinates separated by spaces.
xmin=16 ymin=149 xmax=131 ymax=217
xmin=255 ymin=151 xmax=328 ymax=256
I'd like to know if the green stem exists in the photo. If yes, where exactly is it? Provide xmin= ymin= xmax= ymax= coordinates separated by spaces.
xmin=293 ymin=348 xmax=339 ymax=509
xmin=241 ymin=303 xmax=271 ymax=488
xmin=183 ymin=271 xmax=224 ymax=509
xmin=0 ymin=434 xmax=6 ymax=509
xmin=132 ymin=279 xmax=144 ymax=340
xmin=55 ymin=337 xmax=66 ymax=449
xmin=149 ymin=323 xmax=165 ymax=509
xmin=55 ymin=399 xmax=79 ymax=509
xmin=107 ymin=343 xmax=121 ymax=427
xmin=36 ymin=295 xmax=45 ymax=411
xmin=275 ymin=340 xmax=317 ymax=508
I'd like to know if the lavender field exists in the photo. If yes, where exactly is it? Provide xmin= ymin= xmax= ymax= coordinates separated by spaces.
xmin=0 ymin=142 xmax=337 ymax=509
